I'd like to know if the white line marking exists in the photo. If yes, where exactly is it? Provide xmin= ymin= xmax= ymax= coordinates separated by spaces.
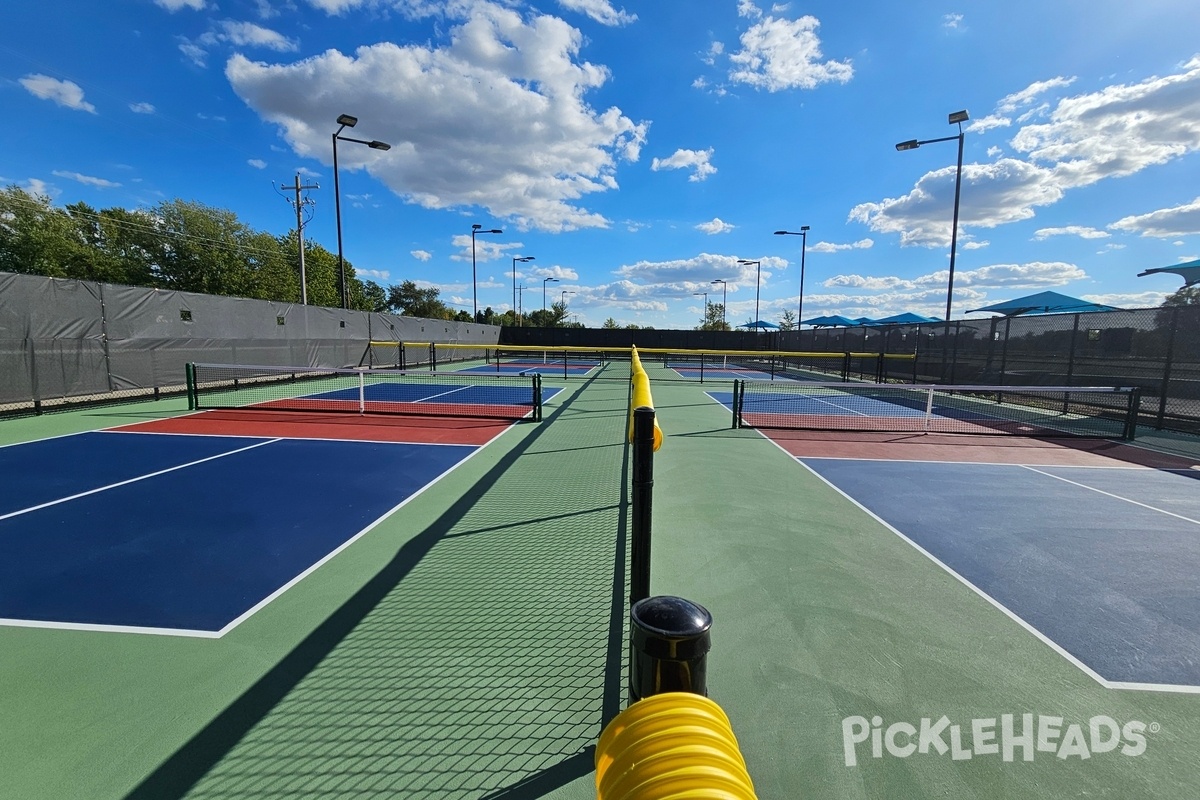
xmin=1021 ymin=465 xmax=1200 ymax=526
xmin=413 ymin=385 xmax=474 ymax=403
xmin=0 ymin=438 xmax=282 ymax=522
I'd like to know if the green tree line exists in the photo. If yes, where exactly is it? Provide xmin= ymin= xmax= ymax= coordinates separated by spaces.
xmin=0 ymin=185 xmax=584 ymax=325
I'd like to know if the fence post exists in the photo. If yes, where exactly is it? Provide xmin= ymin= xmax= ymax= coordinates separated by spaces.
xmin=630 ymin=406 xmax=656 ymax=606
xmin=1157 ymin=307 xmax=1179 ymax=430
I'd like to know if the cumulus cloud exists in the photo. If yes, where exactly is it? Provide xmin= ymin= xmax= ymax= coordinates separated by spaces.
xmin=227 ymin=4 xmax=647 ymax=232
xmin=727 ymin=3 xmax=852 ymax=91
xmin=1033 ymin=225 xmax=1110 ymax=240
xmin=208 ymin=20 xmax=299 ymax=51
xmin=411 ymin=249 xmax=432 ymax=261
xmin=809 ymin=238 xmax=873 ymax=253
xmin=556 ymin=0 xmax=636 ymax=26
xmin=51 ymin=170 xmax=120 ymax=188
xmin=1109 ymin=197 xmax=1200 ymax=238
xmin=248 ymin=159 xmax=267 ymax=168
xmin=129 ymin=102 xmax=156 ymax=114
xmin=651 ymin=148 xmax=717 ymax=182
xmin=19 ymin=75 xmax=96 ymax=113
xmin=696 ymin=217 xmax=735 ymax=234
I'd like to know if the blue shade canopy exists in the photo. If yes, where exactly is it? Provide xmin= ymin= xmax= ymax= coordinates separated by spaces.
xmin=1138 ymin=258 xmax=1200 ymax=287
xmin=966 ymin=291 xmax=1120 ymax=317
xmin=800 ymin=314 xmax=859 ymax=327
xmin=738 ymin=319 xmax=780 ymax=329
xmin=872 ymin=312 xmax=942 ymax=324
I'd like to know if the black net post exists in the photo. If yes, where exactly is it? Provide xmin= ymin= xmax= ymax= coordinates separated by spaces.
xmin=185 ymin=362 xmax=196 ymax=410
xmin=630 ymin=406 xmax=656 ymax=606
xmin=1124 ymin=387 xmax=1141 ymax=441
xmin=628 ymin=595 xmax=713 ymax=701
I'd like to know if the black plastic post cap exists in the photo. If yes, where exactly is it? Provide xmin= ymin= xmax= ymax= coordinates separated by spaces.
xmin=630 ymin=596 xmax=713 ymax=660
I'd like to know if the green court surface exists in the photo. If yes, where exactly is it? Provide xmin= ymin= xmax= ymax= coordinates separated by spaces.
xmin=2 ymin=359 xmax=1199 ymax=799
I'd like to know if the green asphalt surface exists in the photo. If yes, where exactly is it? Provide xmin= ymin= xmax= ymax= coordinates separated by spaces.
xmin=1 ymin=360 xmax=1198 ymax=799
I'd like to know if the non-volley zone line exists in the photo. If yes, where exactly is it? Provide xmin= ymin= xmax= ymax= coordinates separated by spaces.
xmin=0 ymin=431 xmax=479 ymax=636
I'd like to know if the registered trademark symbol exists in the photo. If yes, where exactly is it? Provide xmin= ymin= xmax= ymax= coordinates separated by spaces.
xmin=1149 ymin=722 xmax=1161 ymax=734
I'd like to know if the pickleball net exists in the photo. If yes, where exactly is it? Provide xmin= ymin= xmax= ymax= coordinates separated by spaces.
xmin=187 ymin=363 xmax=543 ymax=421
xmin=731 ymin=381 xmax=1140 ymax=439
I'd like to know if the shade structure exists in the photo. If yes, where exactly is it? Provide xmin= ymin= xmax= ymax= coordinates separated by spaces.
xmin=1137 ymin=258 xmax=1200 ymax=287
xmin=966 ymin=291 xmax=1120 ymax=317
xmin=800 ymin=314 xmax=858 ymax=327
xmin=738 ymin=319 xmax=780 ymax=329
xmin=872 ymin=311 xmax=942 ymax=324
xmin=851 ymin=317 xmax=879 ymax=326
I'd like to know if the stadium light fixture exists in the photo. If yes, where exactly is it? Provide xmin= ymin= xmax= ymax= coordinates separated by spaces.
xmin=512 ymin=256 xmax=534 ymax=324
xmin=543 ymin=277 xmax=559 ymax=313
xmin=737 ymin=259 xmax=762 ymax=326
xmin=470 ymin=224 xmax=503 ymax=322
xmin=896 ymin=110 xmax=969 ymax=324
xmin=332 ymin=114 xmax=391 ymax=309
xmin=710 ymin=279 xmax=728 ymax=327
xmin=774 ymin=226 xmax=810 ymax=325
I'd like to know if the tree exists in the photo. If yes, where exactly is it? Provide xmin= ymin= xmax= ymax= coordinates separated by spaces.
xmin=778 ymin=309 xmax=796 ymax=331
xmin=386 ymin=280 xmax=451 ymax=319
xmin=0 ymin=186 xmax=91 ymax=278
xmin=697 ymin=303 xmax=729 ymax=331
xmin=360 ymin=280 xmax=388 ymax=312
xmin=1163 ymin=285 xmax=1200 ymax=306
xmin=603 ymin=317 xmax=620 ymax=329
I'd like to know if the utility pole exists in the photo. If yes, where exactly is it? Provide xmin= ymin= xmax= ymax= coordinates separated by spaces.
xmin=516 ymin=284 xmax=527 ymax=326
xmin=280 ymin=173 xmax=319 ymax=304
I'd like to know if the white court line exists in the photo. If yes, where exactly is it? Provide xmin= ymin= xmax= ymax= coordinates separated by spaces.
xmin=412 ymin=384 xmax=475 ymax=403
xmin=1020 ymin=465 xmax=1200 ymax=526
xmin=0 ymin=438 xmax=281 ymax=522
xmin=742 ymin=424 xmax=1200 ymax=694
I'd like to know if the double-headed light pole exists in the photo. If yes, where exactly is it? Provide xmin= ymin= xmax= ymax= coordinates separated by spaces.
xmin=737 ymin=259 xmax=762 ymax=327
xmin=512 ymin=255 xmax=534 ymax=323
xmin=471 ymin=223 xmax=503 ymax=322
xmin=332 ymin=114 xmax=390 ymax=309
xmin=896 ymin=110 xmax=969 ymax=325
xmin=710 ymin=279 xmax=728 ymax=327
xmin=773 ymin=225 xmax=809 ymax=325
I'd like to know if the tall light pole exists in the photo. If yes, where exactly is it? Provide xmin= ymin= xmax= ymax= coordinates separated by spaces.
xmin=693 ymin=291 xmax=708 ymax=326
xmin=560 ymin=289 xmax=575 ymax=310
xmin=711 ymin=279 xmax=727 ymax=328
xmin=773 ymin=225 xmax=809 ymax=325
xmin=738 ymin=259 xmax=762 ymax=327
xmin=896 ymin=110 xmax=969 ymax=325
xmin=332 ymin=114 xmax=390 ymax=309
xmin=542 ymin=277 xmax=559 ymax=314
xmin=470 ymin=223 xmax=503 ymax=322
xmin=512 ymin=255 xmax=534 ymax=323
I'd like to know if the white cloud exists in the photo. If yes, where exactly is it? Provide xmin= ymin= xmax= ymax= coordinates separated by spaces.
xmin=155 ymin=0 xmax=206 ymax=10
xmin=727 ymin=5 xmax=852 ymax=91
xmin=555 ymin=0 xmax=636 ymax=26
xmin=179 ymin=40 xmax=208 ymax=67
xmin=614 ymin=253 xmax=781 ymax=287
xmin=1109 ymin=197 xmax=1200 ymax=238
xmin=210 ymin=20 xmax=299 ymax=52
xmin=809 ymin=238 xmax=872 ymax=253
xmin=696 ymin=217 xmax=735 ymax=234
xmin=411 ymin=249 xmax=432 ymax=261
xmin=962 ymin=240 xmax=990 ymax=250
xmin=248 ymin=158 xmax=267 ymax=169
xmin=531 ymin=265 xmax=579 ymax=280
xmin=997 ymin=76 xmax=1076 ymax=113
xmin=21 ymin=178 xmax=56 ymax=198
xmin=943 ymin=13 xmax=964 ymax=30
xmin=968 ymin=114 xmax=1011 ymax=133
xmin=129 ymin=102 xmax=156 ymax=114
xmin=227 ymin=4 xmax=647 ymax=233
xmin=1033 ymin=225 xmax=1110 ymax=240
xmin=51 ymin=170 xmax=120 ymax=188
xmin=19 ymin=74 xmax=96 ymax=113
xmin=358 ymin=268 xmax=391 ymax=282
xmin=651 ymin=148 xmax=717 ymax=182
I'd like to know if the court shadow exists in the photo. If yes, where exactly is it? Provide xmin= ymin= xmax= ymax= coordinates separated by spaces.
xmin=123 ymin=374 xmax=630 ymax=799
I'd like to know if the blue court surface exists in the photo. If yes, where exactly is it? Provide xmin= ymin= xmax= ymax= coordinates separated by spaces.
xmin=0 ymin=431 xmax=476 ymax=635
xmin=802 ymin=457 xmax=1200 ymax=691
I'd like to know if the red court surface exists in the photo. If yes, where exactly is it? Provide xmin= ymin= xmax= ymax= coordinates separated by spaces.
xmin=113 ymin=409 xmax=515 ymax=445
xmin=766 ymin=429 xmax=1200 ymax=468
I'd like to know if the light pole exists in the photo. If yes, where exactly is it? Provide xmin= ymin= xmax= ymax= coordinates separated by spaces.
xmin=470 ymin=223 xmax=503 ymax=323
xmin=737 ymin=259 xmax=762 ymax=327
xmin=561 ymin=289 xmax=575 ymax=310
xmin=332 ymin=114 xmax=390 ymax=309
xmin=543 ymin=277 xmax=559 ymax=314
xmin=773 ymin=225 xmax=809 ymax=325
xmin=693 ymin=291 xmax=708 ymax=327
xmin=711 ymin=279 xmax=727 ymax=328
xmin=896 ymin=110 xmax=969 ymax=324
xmin=512 ymin=255 xmax=534 ymax=324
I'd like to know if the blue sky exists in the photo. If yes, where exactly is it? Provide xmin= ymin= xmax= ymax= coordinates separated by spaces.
xmin=4 ymin=0 xmax=1200 ymax=328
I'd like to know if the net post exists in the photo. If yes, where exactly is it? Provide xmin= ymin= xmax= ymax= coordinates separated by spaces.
xmin=630 ymin=405 xmax=656 ymax=606
xmin=429 ymin=342 xmax=437 ymax=372
xmin=358 ymin=370 xmax=366 ymax=414
xmin=185 ymin=362 xmax=196 ymax=410
xmin=699 ymin=354 xmax=704 ymax=384
xmin=842 ymin=352 xmax=851 ymax=382
xmin=731 ymin=379 xmax=741 ymax=429
xmin=1123 ymin=387 xmax=1141 ymax=440
xmin=533 ymin=374 xmax=542 ymax=421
